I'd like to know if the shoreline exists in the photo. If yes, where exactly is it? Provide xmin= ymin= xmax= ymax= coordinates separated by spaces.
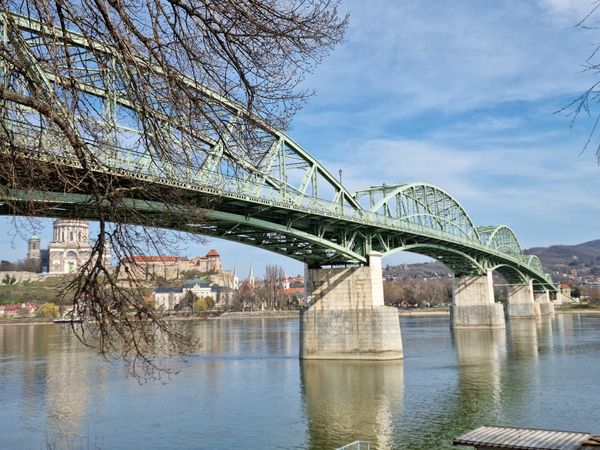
xmin=555 ymin=308 xmax=600 ymax=314
xmin=216 ymin=311 xmax=300 ymax=319
xmin=0 ymin=318 xmax=55 ymax=325
xmin=398 ymin=309 xmax=449 ymax=317
xmin=1 ymin=306 xmax=599 ymax=326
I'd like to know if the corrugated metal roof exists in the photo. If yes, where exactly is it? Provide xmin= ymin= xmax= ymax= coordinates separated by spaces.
xmin=453 ymin=426 xmax=592 ymax=450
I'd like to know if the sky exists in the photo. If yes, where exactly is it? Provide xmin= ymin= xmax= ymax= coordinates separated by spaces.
xmin=2 ymin=0 xmax=600 ymax=279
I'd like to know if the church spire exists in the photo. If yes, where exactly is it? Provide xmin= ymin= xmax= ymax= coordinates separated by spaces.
xmin=248 ymin=263 xmax=255 ymax=288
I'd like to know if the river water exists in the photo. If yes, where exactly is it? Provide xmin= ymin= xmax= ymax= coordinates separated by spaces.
xmin=1 ymin=313 xmax=600 ymax=449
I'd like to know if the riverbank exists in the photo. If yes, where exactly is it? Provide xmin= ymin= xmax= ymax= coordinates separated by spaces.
xmin=217 ymin=310 xmax=300 ymax=319
xmin=1 ymin=305 xmax=595 ymax=326
xmin=556 ymin=307 xmax=600 ymax=314
xmin=0 ymin=317 xmax=54 ymax=325
xmin=398 ymin=308 xmax=449 ymax=317
xmin=217 ymin=308 xmax=452 ymax=319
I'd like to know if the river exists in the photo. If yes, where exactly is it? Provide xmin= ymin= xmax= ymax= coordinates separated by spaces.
xmin=1 ymin=313 xmax=600 ymax=449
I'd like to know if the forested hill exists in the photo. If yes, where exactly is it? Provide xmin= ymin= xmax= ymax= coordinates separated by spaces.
xmin=383 ymin=240 xmax=600 ymax=284
xmin=524 ymin=240 xmax=600 ymax=283
xmin=525 ymin=240 xmax=600 ymax=267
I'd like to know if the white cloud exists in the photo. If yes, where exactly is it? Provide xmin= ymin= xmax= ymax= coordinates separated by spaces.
xmin=537 ymin=0 xmax=593 ymax=22
xmin=321 ymin=135 xmax=600 ymax=247
xmin=301 ymin=0 xmax=597 ymax=122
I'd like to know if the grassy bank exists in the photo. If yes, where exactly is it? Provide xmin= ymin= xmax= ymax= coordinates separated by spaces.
xmin=555 ymin=303 xmax=600 ymax=313
xmin=0 ymin=277 xmax=66 ymax=305
xmin=0 ymin=317 xmax=54 ymax=325
xmin=399 ymin=308 xmax=449 ymax=317
xmin=218 ymin=310 xmax=300 ymax=319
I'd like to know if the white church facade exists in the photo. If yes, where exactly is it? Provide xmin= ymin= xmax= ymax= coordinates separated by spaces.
xmin=27 ymin=220 xmax=110 ymax=274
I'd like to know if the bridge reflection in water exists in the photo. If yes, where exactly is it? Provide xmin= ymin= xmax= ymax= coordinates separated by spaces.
xmin=454 ymin=327 xmax=507 ymax=418
xmin=300 ymin=360 xmax=404 ymax=450
xmin=1 ymin=315 xmax=600 ymax=448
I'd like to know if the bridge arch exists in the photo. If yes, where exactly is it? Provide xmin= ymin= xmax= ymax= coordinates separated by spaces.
xmin=478 ymin=225 xmax=525 ymax=261
xmin=488 ymin=263 xmax=528 ymax=286
xmin=384 ymin=243 xmax=486 ymax=276
xmin=526 ymin=255 xmax=544 ymax=274
xmin=354 ymin=183 xmax=481 ymax=242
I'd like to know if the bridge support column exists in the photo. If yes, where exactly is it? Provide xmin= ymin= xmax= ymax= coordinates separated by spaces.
xmin=507 ymin=281 xmax=541 ymax=319
xmin=450 ymin=271 xmax=505 ymax=329
xmin=299 ymin=252 xmax=403 ymax=360
xmin=534 ymin=291 xmax=555 ymax=315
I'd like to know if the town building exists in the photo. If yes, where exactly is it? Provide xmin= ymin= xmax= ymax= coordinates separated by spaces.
xmin=0 ymin=303 xmax=38 ymax=317
xmin=560 ymin=282 xmax=572 ymax=297
xmin=118 ymin=249 xmax=230 ymax=285
xmin=152 ymin=277 xmax=233 ymax=310
xmin=153 ymin=287 xmax=185 ymax=311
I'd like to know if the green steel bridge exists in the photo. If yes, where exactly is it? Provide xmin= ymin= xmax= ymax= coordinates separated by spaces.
xmin=0 ymin=12 xmax=557 ymax=293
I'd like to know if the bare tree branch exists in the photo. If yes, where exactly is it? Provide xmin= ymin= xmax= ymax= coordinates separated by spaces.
xmin=0 ymin=0 xmax=347 ymax=378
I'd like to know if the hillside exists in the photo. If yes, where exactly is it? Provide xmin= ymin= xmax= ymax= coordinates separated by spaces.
xmin=383 ymin=261 xmax=451 ymax=280
xmin=525 ymin=240 xmax=600 ymax=284
xmin=383 ymin=240 xmax=600 ymax=285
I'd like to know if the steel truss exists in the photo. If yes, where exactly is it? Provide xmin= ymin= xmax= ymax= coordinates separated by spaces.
xmin=0 ymin=12 xmax=557 ymax=292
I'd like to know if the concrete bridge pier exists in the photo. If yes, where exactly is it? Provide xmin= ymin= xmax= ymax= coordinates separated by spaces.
xmin=507 ymin=281 xmax=541 ymax=319
xmin=534 ymin=290 xmax=555 ymax=315
xmin=299 ymin=252 xmax=403 ymax=360
xmin=450 ymin=271 xmax=505 ymax=329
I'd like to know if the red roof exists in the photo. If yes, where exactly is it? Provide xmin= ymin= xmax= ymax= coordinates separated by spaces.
xmin=206 ymin=249 xmax=219 ymax=257
xmin=560 ymin=282 xmax=571 ymax=289
xmin=3 ymin=304 xmax=21 ymax=312
xmin=127 ymin=256 xmax=180 ymax=263
xmin=283 ymin=287 xmax=304 ymax=295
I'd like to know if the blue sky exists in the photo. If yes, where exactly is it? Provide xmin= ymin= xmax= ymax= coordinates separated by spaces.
xmin=2 ymin=0 xmax=600 ymax=279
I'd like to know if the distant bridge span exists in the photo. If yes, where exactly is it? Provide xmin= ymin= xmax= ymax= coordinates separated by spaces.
xmin=0 ymin=12 xmax=556 ymax=293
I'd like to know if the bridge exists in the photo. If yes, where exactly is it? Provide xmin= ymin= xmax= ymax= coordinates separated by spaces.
xmin=0 ymin=12 xmax=556 ymax=360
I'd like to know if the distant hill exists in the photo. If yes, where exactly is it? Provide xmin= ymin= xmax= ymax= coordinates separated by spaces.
xmin=525 ymin=240 xmax=600 ymax=266
xmin=525 ymin=240 xmax=600 ymax=283
xmin=383 ymin=240 xmax=600 ymax=285
xmin=383 ymin=261 xmax=451 ymax=280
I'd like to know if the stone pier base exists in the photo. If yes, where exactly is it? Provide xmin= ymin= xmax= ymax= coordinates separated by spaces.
xmin=507 ymin=282 xmax=541 ymax=319
xmin=451 ymin=272 xmax=506 ymax=329
xmin=507 ymin=302 xmax=541 ymax=318
xmin=450 ymin=304 xmax=505 ymax=329
xmin=534 ymin=291 xmax=555 ymax=315
xmin=299 ymin=306 xmax=403 ymax=360
xmin=299 ymin=252 xmax=403 ymax=360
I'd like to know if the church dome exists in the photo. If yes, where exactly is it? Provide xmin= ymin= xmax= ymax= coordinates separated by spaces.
xmin=52 ymin=220 xmax=90 ymax=244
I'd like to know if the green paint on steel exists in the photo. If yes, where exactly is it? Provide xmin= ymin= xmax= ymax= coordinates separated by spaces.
xmin=0 ymin=12 xmax=557 ymax=291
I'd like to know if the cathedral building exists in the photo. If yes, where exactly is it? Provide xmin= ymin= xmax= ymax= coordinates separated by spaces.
xmin=27 ymin=220 xmax=110 ymax=274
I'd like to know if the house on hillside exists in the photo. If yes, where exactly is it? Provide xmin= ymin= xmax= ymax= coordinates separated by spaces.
xmin=0 ymin=303 xmax=37 ymax=317
xmin=153 ymin=287 xmax=184 ymax=310
xmin=152 ymin=277 xmax=232 ymax=310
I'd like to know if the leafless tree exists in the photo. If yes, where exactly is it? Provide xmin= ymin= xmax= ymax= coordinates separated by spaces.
xmin=263 ymin=264 xmax=286 ymax=309
xmin=384 ymin=278 xmax=452 ymax=308
xmin=0 ymin=1 xmax=347 ymax=377
xmin=565 ymin=2 xmax=600 ymax=160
